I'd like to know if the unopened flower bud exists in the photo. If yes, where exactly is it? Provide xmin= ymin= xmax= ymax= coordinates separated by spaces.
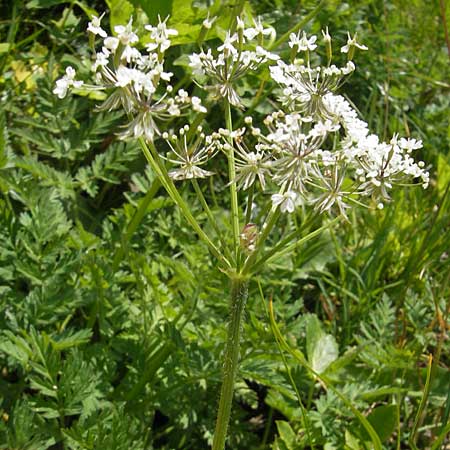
xmin=322 ymin=27 xmax=332 ymax=64
xmin=240 ymin=223 xmax=258 ymax=253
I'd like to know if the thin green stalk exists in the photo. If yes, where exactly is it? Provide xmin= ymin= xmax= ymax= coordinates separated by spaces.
xmin=137 ymin=137 xmax=231 ymax=269
xmin=212 ymin=276 xmax=249 ymax=450
xmin=224 ymin=99 xmax=241 ymax=264
xmin=244 ymin=184 xmax=254 ymax=225
xmin=260 ymin=406 xmax=273 ymax=448
xmin=0 ymin=0 xmax=18 ymax=74
xmin=191 ymin=178 xmax=234 ymax=264
xmin=251 ymin=217 xmax=340 ymax=274
xmin=241 ymin=207 xmax=281 ymax=275
xmin=408 ymin=355 xmax=433 ymax=450
xmin=395 ymin=391 xmax=401 ymax=450
xmin=257 ymin=282 xmax=314 ymax=449
xmin=209 ymin=176 xmax=219 ymax=210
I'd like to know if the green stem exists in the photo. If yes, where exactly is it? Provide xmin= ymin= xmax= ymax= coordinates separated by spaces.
xmin=224 ymin=100 xmax=240 ymax=265
xmin=249 ymin=217 xmax=341 ymax=274
xmin=137 ymin=137 xmax=231 ymax=269
xmin=244 ymin=184 xmax=254 ymax=225
xmin=212 ymin=276 xmax=249 ymax=450
xmin=191 ymin=179 xmax=234 ymax=264
xmin=241 ymin=207 xmax=281 ymax=276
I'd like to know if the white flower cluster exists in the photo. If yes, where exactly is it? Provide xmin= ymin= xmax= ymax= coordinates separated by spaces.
xmin=270 ymin=61 xmax=356 ymax=116
xmin=189 ymin=17 xmax=278 ymax=108
xmin=54 ymin=15 xmax=206 ymax=141
xmin=162 ymin=125 xmax=219 ymax=180
xmin=53 ymin=15 xmax=428 ymax=219
xmin=222 ymin=93 xmax=429 ymax=215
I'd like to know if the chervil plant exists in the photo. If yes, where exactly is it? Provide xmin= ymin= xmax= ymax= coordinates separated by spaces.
xmin=54 ymin=13 xmax=429 ymax=450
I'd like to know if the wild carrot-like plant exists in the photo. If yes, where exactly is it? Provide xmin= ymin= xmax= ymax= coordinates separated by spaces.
xmin=54 ymin=13 xmax=429 ymax=449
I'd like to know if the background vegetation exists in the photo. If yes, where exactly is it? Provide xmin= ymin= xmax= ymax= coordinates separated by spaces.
xmin=0 ymin=0 xmax=449 ymax=448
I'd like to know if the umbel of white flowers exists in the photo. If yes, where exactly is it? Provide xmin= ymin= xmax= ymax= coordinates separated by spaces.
xmin=54 ymin=15 xmax=429 ymax=217
xmin=54 ymin=15 xmax=206 ymax=141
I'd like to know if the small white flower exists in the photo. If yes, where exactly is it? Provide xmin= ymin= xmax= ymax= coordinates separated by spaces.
xmin=399 ymin=137 xmax=422 ymax=153
xmin=202 ymin=13 xmax=216 ymax=30
xmin=53 ymin=78 xmax=71 ymax=98
xmin=87 ymin=13 xmax=107 ymax=38
xmin=188 ymin=52 xmax=205 ymax=76
xmin=93 ymin=49 xmax=110 ymax=71
xmin=159 ymin=70 xmax=173 ymax=81
xmin=104 ymin=36 xmax=119 ymax=51
xmin=243 ymin=17 xmax=274 ymax=40
xmin=115 ymin=66 xmax=134 ymax=87
xmin=255 ymin=46 xmax=279 ymax=61
xmin=167 ymin=103 xmax=181 ymax=116
xmin=321 ymin=27 xmax=331 ymax=43
xmin=340 ymin=32 xmax=368 ymax=53
xmin=114 ymin=19 xmax=139 ymax=46
xmin=191 ymin=96 xmax=207 ymax=113
xmin=271 ymin=191 xmax=299 ymax=213
xmin=289 ymin=31 xmax=317 ymax=51
xmin=121 ymin=45 xmax=141 ymax=63
xmin=145 ymin=16 xmax=178 ymax=53
xmin=52 ymin=66 xmax=83 ymax=98
xmin=177 ymin=89 xmax=189 ymax=102
xmin=217 ymin=32 xmax=238 ymax=54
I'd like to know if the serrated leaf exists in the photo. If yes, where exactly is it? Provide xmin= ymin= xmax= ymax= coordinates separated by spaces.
xmin=51 ymin=329 xmax=92 ymax=350
xmin=29 ymin=377 xmax=58 ymax=398
xmin=0 ymin=337 xmax=31 ymax=365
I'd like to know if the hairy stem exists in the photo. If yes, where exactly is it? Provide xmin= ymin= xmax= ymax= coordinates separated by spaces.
xmin=137 ymin=137 xmax=231 ymax=269
xmin=212 ymin=276 xmax=249 ymax=450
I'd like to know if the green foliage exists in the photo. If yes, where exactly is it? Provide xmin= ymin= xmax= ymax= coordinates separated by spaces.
xmin=0 ymin=0 xmax=448 ymax=449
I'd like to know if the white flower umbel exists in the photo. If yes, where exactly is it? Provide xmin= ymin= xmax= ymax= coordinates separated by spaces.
xmin=189 ymin=16 xmax=278 ymax=108
xmin=232 ymin=89 xmax=428 ymax=216
xmin=243 ymin=17 xmax=275 ymax=43
xmin=162 ymin=125 xmax=219 ymax=180
xmin=54 ymin=17 xmax=206 ymax=142
xmin=216 ymin=125 xmax=272 ymax=191
xmin=270 ymin=61 xmax=355 ymax=118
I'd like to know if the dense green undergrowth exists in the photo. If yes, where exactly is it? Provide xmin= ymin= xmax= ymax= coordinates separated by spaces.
xmin=0 ymin=0 xmax=449 ymax=449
